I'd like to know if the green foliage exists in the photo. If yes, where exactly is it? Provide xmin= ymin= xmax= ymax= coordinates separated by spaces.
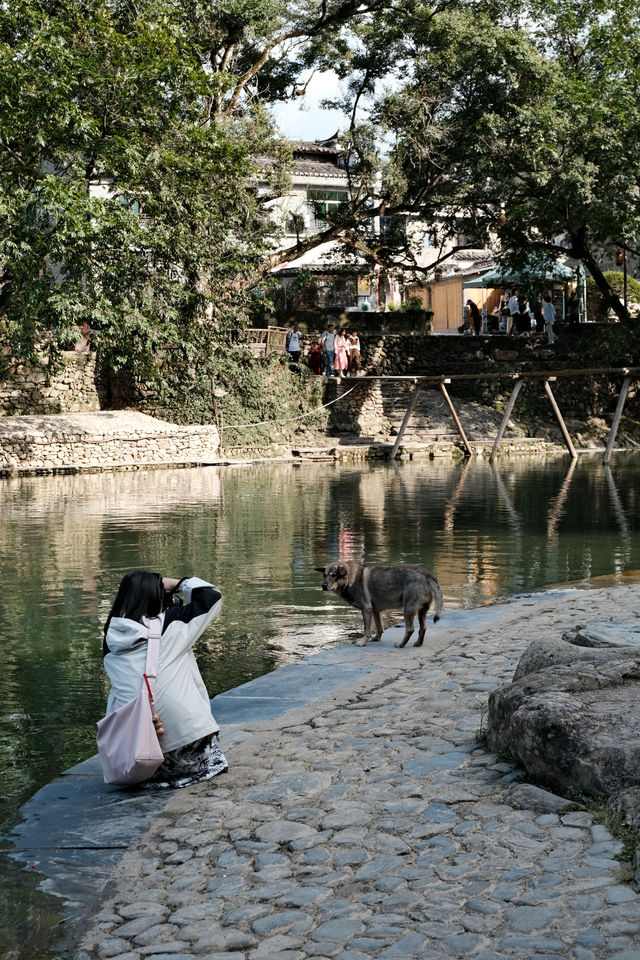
xmin=401 ymin=296 xmax=424 ymax=312
xmin=214 ymin=350 xmax=329 ymax=448
xmin=148 ymin=347 xmax=328 ymax=447
xmin=563 ymin=793 xmax=640 ymax=867
xmin=586 ymin=272 xmax=640 ymax=321
xmin=3 ymin=0 xmax=639 ymax=401
xmin=335 ymin=0 xmax=640 ymax=323
xmin=0 ymin=0 xmax=288 ymax=379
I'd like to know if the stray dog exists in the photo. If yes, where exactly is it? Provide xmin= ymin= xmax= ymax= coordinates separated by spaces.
xmin=315 ymin=561 xmax=443 ymax=648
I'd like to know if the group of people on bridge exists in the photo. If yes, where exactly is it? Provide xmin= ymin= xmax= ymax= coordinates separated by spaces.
xmin=287 ymin=321 xmax=362 ymax=378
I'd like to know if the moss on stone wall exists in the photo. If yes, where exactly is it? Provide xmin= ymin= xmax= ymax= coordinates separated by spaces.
xmin=108 ymin=348 xmax=328 ymax=448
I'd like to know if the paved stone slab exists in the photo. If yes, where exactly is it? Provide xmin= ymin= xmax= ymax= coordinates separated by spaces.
xmin=9 ymin=586 xmax=640 ymax=959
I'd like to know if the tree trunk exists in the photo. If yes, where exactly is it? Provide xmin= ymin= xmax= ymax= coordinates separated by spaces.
xmin=571 ymin=229 xmax=631 ymax=324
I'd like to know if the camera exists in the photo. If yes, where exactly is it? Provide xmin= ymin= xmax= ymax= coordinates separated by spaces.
xmin=163 ymin=588 xmax=183 ymax=609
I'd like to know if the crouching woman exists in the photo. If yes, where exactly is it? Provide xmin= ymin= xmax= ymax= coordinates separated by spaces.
xmin=102 ymin=571 xmax=228 ymax=789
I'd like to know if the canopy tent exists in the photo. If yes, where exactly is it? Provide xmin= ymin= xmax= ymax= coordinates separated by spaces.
xmin=463 ymin=259 xmax=576 ymax=288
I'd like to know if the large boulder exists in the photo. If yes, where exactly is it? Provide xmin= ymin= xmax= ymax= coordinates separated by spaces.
xmin=487 ymin=628 xmax=640 ymax=797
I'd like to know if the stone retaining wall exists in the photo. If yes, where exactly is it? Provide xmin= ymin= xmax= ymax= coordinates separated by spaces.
xmin=0 ymin=351 xmax=108 ymax=415
xmin=0 ymin=413 xmax=220 ymax=475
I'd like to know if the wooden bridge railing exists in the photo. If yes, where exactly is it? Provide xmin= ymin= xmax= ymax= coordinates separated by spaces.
xmin=243 ymin=326 xmax=288 ymax=356
xmin=344 ymin=368 xmax=639 ymax=465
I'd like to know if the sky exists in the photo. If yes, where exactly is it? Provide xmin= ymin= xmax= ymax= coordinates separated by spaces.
xmin=272 ymin=70 xmax=348 ymax=141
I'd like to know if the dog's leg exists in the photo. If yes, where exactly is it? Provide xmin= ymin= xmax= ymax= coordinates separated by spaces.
xmin=372 ymin=610 xmax=384 ymax=642
xmin=395 ymin=609 xmax=415 ymax=648
xmin=355 ymin=607 xmax=373 ymax=647
xmin=414 ymin=603 xmax=430 ymax=647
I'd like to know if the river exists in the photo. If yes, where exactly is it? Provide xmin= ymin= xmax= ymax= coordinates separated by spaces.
xmin=1 ymin=454 xmax=639 ymax=957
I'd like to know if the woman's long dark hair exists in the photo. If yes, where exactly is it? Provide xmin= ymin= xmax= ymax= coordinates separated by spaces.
xmin=103 ymin=570 xmax=163 ymax=656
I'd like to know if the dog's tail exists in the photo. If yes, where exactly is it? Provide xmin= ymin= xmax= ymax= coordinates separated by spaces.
xmin=432 ymin=579 xmax=444 ymax=623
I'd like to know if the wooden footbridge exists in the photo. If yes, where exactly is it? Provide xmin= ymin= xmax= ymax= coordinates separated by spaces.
xmin=344 ymin=367 xmax=638 ymax=464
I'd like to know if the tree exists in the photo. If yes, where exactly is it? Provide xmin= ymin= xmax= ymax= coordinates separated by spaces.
xmin=346 ymin=0 xmax=640 ymax=321
xmin=0 ymin=0 xmax=296 ymax=376
xmin=0 ymin=0 xmax=407 ymax=377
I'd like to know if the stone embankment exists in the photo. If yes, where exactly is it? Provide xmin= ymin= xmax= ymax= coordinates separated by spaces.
xmin=77 ymin=585 xmax=640 ymax=960
xmin=0 ymin=391 xmax=566 ymax=476
xmin=0 ymin=350 xmax=107 ymax=414
xmin=0 ymin=412 xmax=219 ymax=475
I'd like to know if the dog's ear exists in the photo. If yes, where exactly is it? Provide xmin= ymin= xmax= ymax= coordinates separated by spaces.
xmin=314 ymin=567 xmax=326 ymax=574
xmin=336 ymin=564 xmax=348 ymax=579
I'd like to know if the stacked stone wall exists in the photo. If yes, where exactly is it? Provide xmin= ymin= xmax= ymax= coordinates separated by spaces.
xmin=0 ymin=413 xmax=219 ymax=474
xmin=0 ymin=351 xmax=108 ymax=415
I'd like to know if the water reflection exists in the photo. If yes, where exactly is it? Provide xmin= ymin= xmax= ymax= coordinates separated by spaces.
xmin=547 ymin=458 xmax=577 ymax=541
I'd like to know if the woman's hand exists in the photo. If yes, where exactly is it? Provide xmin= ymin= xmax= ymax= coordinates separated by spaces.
xmin=162 ymin=577 xmax=181 ymax=593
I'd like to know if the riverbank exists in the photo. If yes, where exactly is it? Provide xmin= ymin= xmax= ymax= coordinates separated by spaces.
xmin=0 ymin=399 xmax=618 ymax=476
xmin=58 ymin=582 xmax=640 ymax=959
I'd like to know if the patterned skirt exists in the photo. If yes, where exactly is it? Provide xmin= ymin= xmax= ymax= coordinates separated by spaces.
xmin=145 ymin=734 xmax=228 ymax=790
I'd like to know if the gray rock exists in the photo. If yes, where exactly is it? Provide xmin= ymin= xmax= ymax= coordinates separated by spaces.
xmin=507 ymin=783 xmax=569 ymax=814
xmin=98 ymin=940 xmax=132 ymax=958
xmin=311 ymin=919 xmax=365 ymax=942
xmin=255 ymin=820 xmax=317 ymax=844
xmin=562 ymin=621 xmax=640 ymax=649
xmin=377 ymin=933 xmax=428 ymax=956
xmin=488 ymin=636 xmax=640 ymax=797
xmin=605 ymin=885 xmax=638 ymax=904
xmin=504 ymin=905 xmax=563 ymax=933
xmin=252 ymin=910 xmax=311 ymax=935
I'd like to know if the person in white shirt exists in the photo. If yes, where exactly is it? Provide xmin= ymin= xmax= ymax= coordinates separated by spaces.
xmin=321 ymin=323 xmax=336 ymax=377
xmin=286 ymin=323 xmax=301 ymax=363
xmin=543 ymin=296 xmax=556 ymax=344
xmin=102 ymin=571 xmax=227 ymax=789
xmin=507 ymin=288 xmax=520 ymax=335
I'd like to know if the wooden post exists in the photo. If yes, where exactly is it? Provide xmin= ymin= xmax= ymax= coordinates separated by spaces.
xmin=391 ymin=380 xmax=422 ymax=458
xmin=489 ymin=377 xmax=523 ymax=464
xmin=604 ymin=375 xmax=631 ymax=465
xmin=544 ymin=378 xmax=577 ymax=459
xmin=440 ymin=380 xmax=473 ymax=458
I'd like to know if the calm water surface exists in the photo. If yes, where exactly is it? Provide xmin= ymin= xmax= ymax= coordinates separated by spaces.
xmin=1 ymin=454 xmax=640 ymax=957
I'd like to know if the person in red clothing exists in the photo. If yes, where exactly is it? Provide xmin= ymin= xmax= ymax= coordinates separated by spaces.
xmin=308 ymin=340 xmax=324 ymax=375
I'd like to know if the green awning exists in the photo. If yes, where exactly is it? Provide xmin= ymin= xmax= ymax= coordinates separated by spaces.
xmin=464 ymin=259 xmax=576 ymax=287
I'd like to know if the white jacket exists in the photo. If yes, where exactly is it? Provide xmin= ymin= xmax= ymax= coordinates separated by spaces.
xmin=103 ymin=577 xmax=221 ymax=753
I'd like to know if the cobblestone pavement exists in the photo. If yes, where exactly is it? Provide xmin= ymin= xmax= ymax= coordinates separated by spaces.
xmin=78 ymin=585 xmax=640 ymax=960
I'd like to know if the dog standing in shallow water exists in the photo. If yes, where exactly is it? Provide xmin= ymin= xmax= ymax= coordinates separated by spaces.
xmin=315 ymin=561 xmax=443 ymax=648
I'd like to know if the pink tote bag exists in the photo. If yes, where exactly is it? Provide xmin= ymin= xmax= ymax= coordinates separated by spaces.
xmin=97 ymin=617 xmax=165 ymax=785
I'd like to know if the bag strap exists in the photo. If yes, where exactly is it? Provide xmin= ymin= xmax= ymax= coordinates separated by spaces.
xmin=142 ymin=616 xmax=162 ymax=714
xmin=145 ymin=616 xmax=162 ymax=676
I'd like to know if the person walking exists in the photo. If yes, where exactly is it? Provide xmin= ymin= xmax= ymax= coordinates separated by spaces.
xmin=500 ymin=290 xmax=510 ymax=332
xmin=507 ymin=288 xmax=520 ymax=335
xmin=321 ymin=322 xmax=336 ymax=377
xmin=517 ymin=294 xmax=531 ymax=336
xmin=543 ymin=295 xmax=557 ymax=344
xmin=333 ymin=328 xmax=349 ymax=378
xmin=347 ymin=330 xmax=361 ymax=376
xmin=567 ymin=291 xmax=580 ymax=328
xmin=533 ymin=293 xmax=545 ymax=333
xmin=466 ymin=299 xmax=482 ymax=336
xmin=308 ymin=340 xmax=324 ymax=375
xmin=286 ymin=323 xmax=302 ymax=363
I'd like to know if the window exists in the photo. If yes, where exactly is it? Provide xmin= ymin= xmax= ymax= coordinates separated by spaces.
xmin=455 ymin=219 xmax=479 ymax=247
xmin=117 ymin=194 xmax=141 ymax=216
xmin=380 ymin=215 xmax=408 ymax=243
xmin=307 ymin=189 xmax=348 ymax=228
